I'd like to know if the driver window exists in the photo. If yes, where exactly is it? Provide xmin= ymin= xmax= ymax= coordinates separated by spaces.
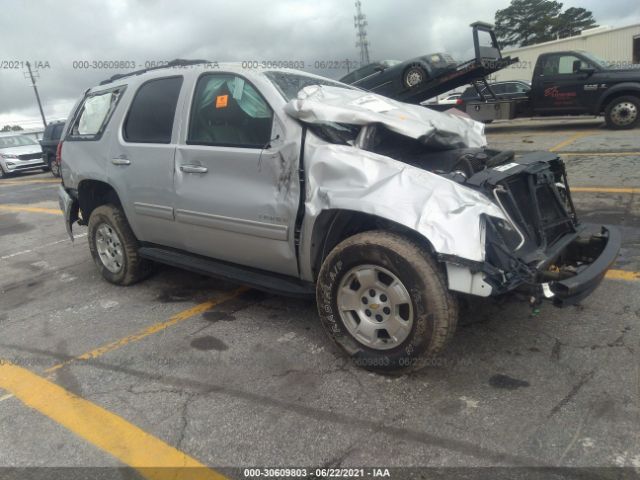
xmin=187 ymin=74 xmax=273 ymax=148
xmin=557 ymin=55 xmax=589 ymax=74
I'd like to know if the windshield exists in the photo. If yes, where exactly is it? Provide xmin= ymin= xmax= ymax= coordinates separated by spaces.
xmin=0 ymin=135 xmax=38 ymax=149
xmin=264 ymin=71 xmax=357 ymax=101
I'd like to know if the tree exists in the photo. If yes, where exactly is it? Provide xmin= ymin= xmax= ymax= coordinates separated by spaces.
xmin=1 ymin=125 xmax=24 ymax=132
xmin=553 ymin=7 xmax=598 ymax=39
xmin=495 ymin=0 xmax=597 ymax=47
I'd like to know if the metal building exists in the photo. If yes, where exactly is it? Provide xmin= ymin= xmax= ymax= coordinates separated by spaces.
xmin=494 ymin=23 xmax=640 ymax=82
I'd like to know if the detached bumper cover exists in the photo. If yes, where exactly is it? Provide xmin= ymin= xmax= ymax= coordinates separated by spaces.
xmin=57 ymin=185 xmax=79 ymax=241
xmin=548 ymin=226 xmax=620 ymax=306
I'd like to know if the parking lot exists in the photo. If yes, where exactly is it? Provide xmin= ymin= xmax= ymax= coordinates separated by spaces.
xmin=1 ymin=117 xmax=639 ymax=478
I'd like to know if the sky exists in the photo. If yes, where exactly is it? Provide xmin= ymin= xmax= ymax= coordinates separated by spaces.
xmin=1 ymin=0 xmax=639 ymax=128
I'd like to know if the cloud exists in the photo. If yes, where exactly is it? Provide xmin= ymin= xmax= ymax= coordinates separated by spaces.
xmin=0 ymin=0 xmax=638 ymax=127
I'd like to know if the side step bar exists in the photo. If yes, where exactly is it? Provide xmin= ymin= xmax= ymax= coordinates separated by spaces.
xmin=138 ymin=246 xmax=315 ymax=299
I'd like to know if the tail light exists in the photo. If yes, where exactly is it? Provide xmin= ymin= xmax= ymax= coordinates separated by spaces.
xmin=56 ymin=141 xmax=63 ymax=165
xmin=456 ymin=98 xmax=463 ymax=105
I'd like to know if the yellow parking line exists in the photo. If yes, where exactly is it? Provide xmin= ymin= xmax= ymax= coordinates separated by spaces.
xmin=562 ymin=152 xmax=640 ymax=157
xmin=0 ymin=363 xmax=227 ymax=480
xmin=45 ymin=287 xmax=247 ymax=374
xmin=572 ymin=187 xmax=639 ymax=194
xmin=606 ymin=270 xmax=640 ymax=282
xmin=0 ymin=179 xmax=60 ymax=186
xmin=549 ymin=132 xmax=592 ymax=152
xmin=0 ymin=204 xmax=62 ymax=215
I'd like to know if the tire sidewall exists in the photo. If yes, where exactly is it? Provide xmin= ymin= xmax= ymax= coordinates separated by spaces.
xmin=317 ymin=241 xmax=435 ymax=370
xmin=88 ymin=208 xmax=130 ymax=284
xmin=404 ymin=65 xmax=426 ymax=88
xmin=606 ymin=95 xmax=640 ymax=130
xmin=49 ymin=157 xmax=60 ymax=177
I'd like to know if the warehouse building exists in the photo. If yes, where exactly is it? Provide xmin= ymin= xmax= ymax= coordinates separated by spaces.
xmin=494 ymin=23 xmax=640 ymax=82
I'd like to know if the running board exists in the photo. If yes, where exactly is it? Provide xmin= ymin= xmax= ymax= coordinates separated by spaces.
xmin=138 ymin=246 xmax=315 ymax=298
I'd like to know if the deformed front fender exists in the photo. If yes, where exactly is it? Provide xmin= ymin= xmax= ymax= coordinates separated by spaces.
xmin=298 ymin=140 xmax=507 ymax=280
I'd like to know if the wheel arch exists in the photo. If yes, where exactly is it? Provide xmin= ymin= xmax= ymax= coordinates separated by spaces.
xmin=77 ymin=179 xmax=123 ymax=225
xmin=595 ymin=83 xmax=640 ymax=113
xmin=308 ymin=209 xmax=437 ymax=282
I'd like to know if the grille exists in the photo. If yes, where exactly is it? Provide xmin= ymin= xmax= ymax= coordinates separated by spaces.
xmin=18 ymin=153 xmax=43 ymax=160
xmin=497 ymin=173 xmax=574 ymax=248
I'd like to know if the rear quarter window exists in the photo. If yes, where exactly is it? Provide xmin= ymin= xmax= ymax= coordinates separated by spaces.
xmin=68 ymin=88 xmax=124 ymax=140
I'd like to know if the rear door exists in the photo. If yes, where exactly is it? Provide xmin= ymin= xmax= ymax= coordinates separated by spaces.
xmin=108 ymin=75 xmax=185 ymax=246
xmin=173 ymin=72 xmax=299 ymax=276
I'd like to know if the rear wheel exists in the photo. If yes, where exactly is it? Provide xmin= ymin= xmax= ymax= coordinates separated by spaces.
xmin=87 ymin=204 xmax=151 ymax=285
xmin=48 ymin=156 xmax=61 ymax=177
xmin=316 ymin=230 xmax=458 ymax=371
xmin=605 ymin=95 xmax=639 ymax=129
xmin=403 ymin=65 xmax=427 ymax=88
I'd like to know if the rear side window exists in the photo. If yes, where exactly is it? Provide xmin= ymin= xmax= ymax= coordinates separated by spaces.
xmin=69 ymin=89 xmax=123 ymax=139
xmin=52 ymin=124 xmax=64 ymax=140
xmin=124 ymin=76 xmax=183 ymax=143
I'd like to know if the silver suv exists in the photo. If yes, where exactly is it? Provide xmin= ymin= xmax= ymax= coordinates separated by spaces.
xmin=58 ymin=62 xmax=619 ymax=370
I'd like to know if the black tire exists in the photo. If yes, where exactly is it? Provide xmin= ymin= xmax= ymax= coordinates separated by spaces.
xmin=403 ymin=65 xmax=427 ymax=89
xmin=87 ymin=204 xmax=151 ymax=286
xmin=604 ymin=95 xmax=640 ymax=130
xmin=48 ymin=156 xmax=61 ymax=177
xmin=0 ymin=165 xmax=5 ymax=179
xmin=316 ymin=230 xmax=458 ymax=371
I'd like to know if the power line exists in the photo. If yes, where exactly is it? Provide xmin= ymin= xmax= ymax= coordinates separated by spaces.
xmin=354 ymin=0 xmax=371 ymax=65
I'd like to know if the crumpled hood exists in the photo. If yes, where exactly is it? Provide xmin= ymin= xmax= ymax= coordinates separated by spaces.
xmin=284 ymin=85 xmax=486 ymax=150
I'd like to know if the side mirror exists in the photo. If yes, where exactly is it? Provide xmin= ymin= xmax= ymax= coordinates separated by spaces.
xmin=579 ymin=67 xmax=596 ymax=75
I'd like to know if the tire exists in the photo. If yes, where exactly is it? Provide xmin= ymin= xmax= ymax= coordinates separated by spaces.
xmin=316 ymin=230 xmax=458 ymax=371
xmin=403 ymin=65 xmax=427 ymax=89
xmin=0 ymin=165 xmax=5 ymax=179
xmin=87 ymin=204 xmax=151 ymax=286
xmin=48 ymin=156 xmax=61 ymax=177
xmin=604 ymin=95 xmax=640 ymax=130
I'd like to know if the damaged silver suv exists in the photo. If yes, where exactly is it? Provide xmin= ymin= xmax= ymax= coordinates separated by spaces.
xmin=58 ymin=62 xmax=620 ymax=370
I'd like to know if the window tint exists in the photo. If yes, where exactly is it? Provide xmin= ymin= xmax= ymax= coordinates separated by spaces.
xmin=503 ymin=83 xmax=518 ymax=94
xmin=71 ymin=89 xmax=122 ymax=138
xmin=188 ymin=74 xmax=273 ymax=148
xmin=124 ymin=77 xmax=183 ymax=143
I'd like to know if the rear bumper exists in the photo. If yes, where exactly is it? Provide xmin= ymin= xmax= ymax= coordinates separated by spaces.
xmin=539 ymin=225 xmax=620 ymax=307
xmin=57 ymin=185 xmax=79 ymax=240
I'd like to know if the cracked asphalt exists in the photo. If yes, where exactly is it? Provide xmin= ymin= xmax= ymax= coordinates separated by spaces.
xmin=0 ymin=117 xmax=639 ymax=478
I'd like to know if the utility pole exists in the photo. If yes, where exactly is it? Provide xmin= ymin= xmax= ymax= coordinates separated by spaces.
xmin=25 ymin=62 xmax=47 ymax=128
xmin=354 ymin=0 xmax=371 ymax=66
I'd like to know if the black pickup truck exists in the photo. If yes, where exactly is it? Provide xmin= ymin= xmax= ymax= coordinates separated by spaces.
xmin=465 ymin=50 xmax=640 ymax=129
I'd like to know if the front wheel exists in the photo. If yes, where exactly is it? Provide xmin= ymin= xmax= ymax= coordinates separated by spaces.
xmin=88 ymin=204 xmax=151 ymax=285
xmin=403 ymin=65 xmax=427 ymax=88
xmin=605 ymin=95 xmax=639 ymax=129
xmin=316 ymin=231 xmax=458 ymax=371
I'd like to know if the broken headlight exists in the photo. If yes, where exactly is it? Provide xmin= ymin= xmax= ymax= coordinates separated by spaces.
xmin=485 ymin=215 xmax=523 ymax=252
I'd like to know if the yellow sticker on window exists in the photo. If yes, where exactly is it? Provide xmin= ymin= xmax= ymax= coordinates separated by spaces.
xmin=216 ymin=95 xmax=228 ymax=108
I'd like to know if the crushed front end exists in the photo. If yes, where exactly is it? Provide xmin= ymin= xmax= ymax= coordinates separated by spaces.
xmin=465 ymin=152 xmax=620 ymax=306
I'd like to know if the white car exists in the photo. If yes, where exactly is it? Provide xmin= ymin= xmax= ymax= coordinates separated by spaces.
xmin=0 ymin=133 xmax=47 ymax=178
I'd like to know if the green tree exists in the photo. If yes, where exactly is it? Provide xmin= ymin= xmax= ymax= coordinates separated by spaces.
xmin=10 ymin=125 xmax=23 ymax=131
xmin=1 ymin=125 xmax=23 ymax=132
xmin=553 ymin=7 xmax=598 ymax=39
xmin=495 ymin=0 xmax=597 ymax=47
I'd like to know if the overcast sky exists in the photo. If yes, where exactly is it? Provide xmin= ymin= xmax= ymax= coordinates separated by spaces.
xmin=1 ymin=0 xmax=639 ymax=128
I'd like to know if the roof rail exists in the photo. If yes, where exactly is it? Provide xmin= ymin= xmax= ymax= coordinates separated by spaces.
xmin=99 ymin=59 xmax=210 ymax=85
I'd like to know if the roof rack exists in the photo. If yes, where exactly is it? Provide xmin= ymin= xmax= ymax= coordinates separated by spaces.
xmin=99 ymin=59 xmax=210 ymax=85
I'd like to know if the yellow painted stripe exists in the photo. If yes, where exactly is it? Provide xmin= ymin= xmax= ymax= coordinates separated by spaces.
xmin=0 ymin=179 xmax=60 ymax=186
xmin=549 ymin=132 xmax=592 ymax=152
xmin=45 ymin=287 xmax=247 ymax=373
xmin=0 ymin=204 xmax=62 ymax=215
xmin=572 ymin=187 xmax=639 ymax=194
xmin=562 ymin=152 xmax=640 ymax=157
xmin=606 ymin=269 xmax=640 ymax=281
xmin=0 ymin=363 xmax=227 ymax=480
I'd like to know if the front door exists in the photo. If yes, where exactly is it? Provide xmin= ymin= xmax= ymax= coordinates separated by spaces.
xmin=174 ymin=73 xmax=299 ymax=276
xmin=533 ymin=53 xmax=595 ymax=113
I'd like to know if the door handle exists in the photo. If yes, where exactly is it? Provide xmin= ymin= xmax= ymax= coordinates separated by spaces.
xmin=180 ymin=165 xmax=208 ymax=174
xmin=111 ymin=158 xmax=131 ymax=166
